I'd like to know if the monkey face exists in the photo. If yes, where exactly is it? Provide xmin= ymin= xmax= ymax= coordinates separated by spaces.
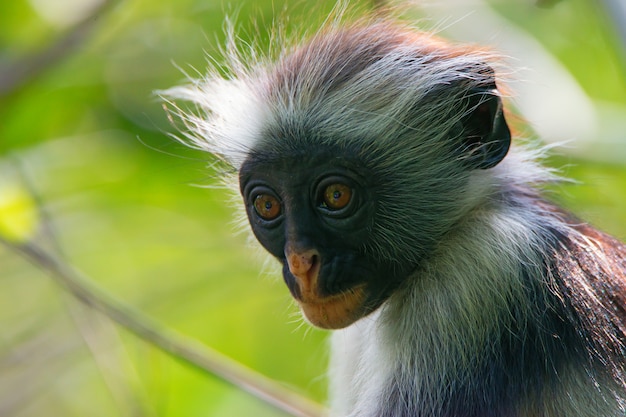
xmin=239 ymin=148 xmax=413 ymax=329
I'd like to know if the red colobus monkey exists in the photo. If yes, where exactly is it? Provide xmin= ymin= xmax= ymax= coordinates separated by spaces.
xmin=163 ymin=9 xmax=626 ymax=417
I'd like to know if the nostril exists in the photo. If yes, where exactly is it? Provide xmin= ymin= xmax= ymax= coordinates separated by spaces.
xmin=286 ymin=248 xmax=321 ymax=282
xmin=307 ymin=254 xmax=320 ymax=279
xmin=288 ymin=252 xmax=313 ymax=275
xmin=310 ymin=254 xmax=319 ymax=269
xmin=284 ymin=248 xmax=322 ymax=299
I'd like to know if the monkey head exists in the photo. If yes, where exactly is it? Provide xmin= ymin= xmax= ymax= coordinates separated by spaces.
xmin=236 ymin=23 xmax=511 ymax=329
xmin=164 ymin=21 xmax=511 ymax=329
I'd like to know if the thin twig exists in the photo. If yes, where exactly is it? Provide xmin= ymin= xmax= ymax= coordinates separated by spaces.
xmin=9 ymin=157 xmax=149 ymax=414
xmin=3 ymin=240 xmax=327 ymax=417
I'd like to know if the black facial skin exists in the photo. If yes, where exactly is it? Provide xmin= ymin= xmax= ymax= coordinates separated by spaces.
xmin=239 ymin=146 xmax=415 ymax=325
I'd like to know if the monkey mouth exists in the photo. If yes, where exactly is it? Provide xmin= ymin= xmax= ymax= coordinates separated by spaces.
xmin=295 ymin=284 xmax=368 ymax=329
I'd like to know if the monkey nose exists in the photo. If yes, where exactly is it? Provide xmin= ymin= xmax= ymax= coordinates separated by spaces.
xmin=286 ymin=248 xmax=320 ymax=294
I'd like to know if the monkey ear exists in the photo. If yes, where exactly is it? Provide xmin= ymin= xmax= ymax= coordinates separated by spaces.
xmin=459 ymin=89 xmax=511 ymax=170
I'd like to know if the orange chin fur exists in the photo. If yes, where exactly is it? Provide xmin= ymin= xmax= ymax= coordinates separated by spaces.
xmin=296 ymin=285 xmax=367 ymax=329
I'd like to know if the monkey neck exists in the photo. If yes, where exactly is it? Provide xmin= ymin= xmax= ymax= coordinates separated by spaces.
xmin=331 ymin=184 xmax=599 ymax=417
xmin=381 ymin=190 xmax=555 ymax=412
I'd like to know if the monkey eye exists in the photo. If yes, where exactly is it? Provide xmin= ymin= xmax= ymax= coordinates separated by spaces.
xmin=253 ymin=194 xmax=282 ymax=221
xmin=322 ymin=183 xmax=352 ymax=211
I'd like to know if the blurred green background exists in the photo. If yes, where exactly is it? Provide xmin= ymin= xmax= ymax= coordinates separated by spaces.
xmin=0 ymin=0 xmax=625 ymax=416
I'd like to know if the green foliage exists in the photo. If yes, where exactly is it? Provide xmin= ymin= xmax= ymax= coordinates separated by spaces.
xmin=0 ymin=0 xmax=624 ymax=416
xmin=489 ymin=0 xmax=626 ymax=102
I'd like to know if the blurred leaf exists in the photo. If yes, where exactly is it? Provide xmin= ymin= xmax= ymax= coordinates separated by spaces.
xmin=0 ymin=180 xmax=39 ymax=243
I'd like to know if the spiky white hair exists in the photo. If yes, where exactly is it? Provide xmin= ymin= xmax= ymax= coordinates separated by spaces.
xmin=160 ymin=10 xmax=511 ymax=170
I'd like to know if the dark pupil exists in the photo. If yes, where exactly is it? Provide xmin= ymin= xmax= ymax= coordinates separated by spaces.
xmin=264 ymin=201 xmax=273 ymax=210
xmin=333 ymin=191 xmax=341 ymax=200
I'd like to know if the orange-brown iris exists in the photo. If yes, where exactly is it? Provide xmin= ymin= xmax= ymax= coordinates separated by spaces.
xmin=323 ymin=184 xmax=352 ymax=210
xmin=254 ymin=194 xmax=281 ymax=220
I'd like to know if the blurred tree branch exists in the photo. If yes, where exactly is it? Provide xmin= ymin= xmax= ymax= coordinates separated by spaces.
xmin=2 ymin=156 xmax=153 ymax=416
xmin=1 ymin=238 xmax=327 ymax=417
xmin=0 ymin=0 xmax=119 ymax=97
